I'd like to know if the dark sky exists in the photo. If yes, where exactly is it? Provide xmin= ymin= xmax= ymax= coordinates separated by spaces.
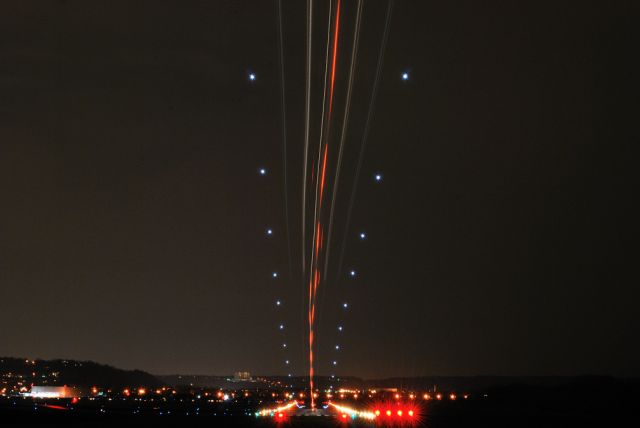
xmin=1 ymin=0 xmax=638 ymax=378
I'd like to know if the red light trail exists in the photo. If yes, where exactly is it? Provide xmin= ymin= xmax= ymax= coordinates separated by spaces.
xmin=307 ymin=0 xmax=341 ymax=409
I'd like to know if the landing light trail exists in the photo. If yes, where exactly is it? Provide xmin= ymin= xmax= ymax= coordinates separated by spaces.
xmin=307 ymin=0 xmax=342 ymax=409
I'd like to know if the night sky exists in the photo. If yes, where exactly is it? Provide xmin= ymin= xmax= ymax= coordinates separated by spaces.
xmin=1 ymin=1 xmax=638 ymax=378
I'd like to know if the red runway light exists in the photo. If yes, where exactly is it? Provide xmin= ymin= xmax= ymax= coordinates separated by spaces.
xmin=386 ymin=410 xmax=392 ymax=417
xmin=375 ymin=410 xmax=380 ymax=417
xmin=397 ymin=410 xmax=403 ymax=417
xmin=278 ymin=413 xmax=284 ymax=419
xmin=408 ymin=410 xmax=414 ymax=417
xmin=342 ymin=413 xmax=348 ymax=419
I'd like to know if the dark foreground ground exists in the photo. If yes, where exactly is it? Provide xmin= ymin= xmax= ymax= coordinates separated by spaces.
xmin=1 ymin=380 xmax=638 ymax=427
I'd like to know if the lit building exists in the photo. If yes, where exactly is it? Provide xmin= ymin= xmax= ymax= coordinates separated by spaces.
xmin=233 ymin=371 xmax=252 ymax=381
xmin=26 ymin=386 xmax=82 ymax=398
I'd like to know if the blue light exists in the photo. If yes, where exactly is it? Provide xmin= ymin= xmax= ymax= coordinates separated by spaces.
xmin=249 ymin=73 xmax=256 ymax=81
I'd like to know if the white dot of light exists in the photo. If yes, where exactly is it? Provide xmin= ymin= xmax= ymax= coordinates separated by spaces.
xmin=374 ymin=173 xmax=383 ymax=182
xmin=359 ymin=232 xmax=366 ymax=240
xmin=276 ymin=300 xmax=281 ymax=306
xmin=266 ymin=229 xmax=273 ymax=235
xmin=402 ymin=72 xmax=409 ymax=80
xmin=259 ymin=168 xmax=267 ymax=175
xmin=249 ymin=73 xmax=256 ymax=81
xmin=279 ymin=324 xmax=284 ymax=330
xmin=349 ymin=270 xmax=356 ymax=277
xmin=272 ymin=272 xmax=278 ymax=278
xmin=338 ymin=326 xmax=343 ymax=331
xmin=343 ymin=303 xmax=348 ymax=309
xmin=335 ymin=345 xmax=340 ymax=350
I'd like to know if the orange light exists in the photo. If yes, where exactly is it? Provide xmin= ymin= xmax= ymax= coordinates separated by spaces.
xmin=450 ymin=393 xmax=456 ymax=400
xmin=374 ymin=410 xmax=381 ymax=417
xmin=138 ymin=388 xmax=146 ymax=396
xmin=436 ymin=393 xmax=442 ymax=400
xmin=409 ymin=393 xmax=415 ymax=399
xmin=386 ymin=410 xmax=392 ymax=417
xmin=408 ymin=410 xmax=414 ymax=417
xmin=395 ymin=393 xmax=400 ymax=399
xmin=424 ymin=393 xmax=431 ymax=400
xmin=397 ymin=410 xmax=403 ymax=417
xmin=91 ymin=387 xmax=98 ymax=394
xmin=123 ymin=388 xmax=130 ymax=397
